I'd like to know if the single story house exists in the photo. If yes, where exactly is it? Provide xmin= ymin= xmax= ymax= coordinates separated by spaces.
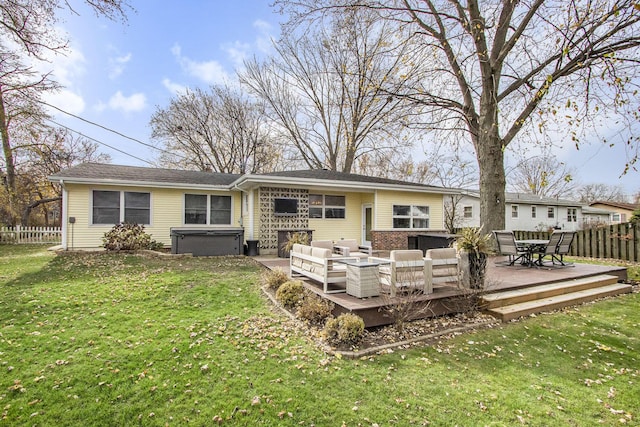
xmin=49 ymin=163 xmax=457 ymax=254
xmin=456 ymin=191 xmax=608 ymax=231
xmin=589 ymin=201 xmax=638 ymax=224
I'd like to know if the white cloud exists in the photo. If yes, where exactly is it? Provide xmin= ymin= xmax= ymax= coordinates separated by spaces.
xmin=106 ymin=91 xmax=147 ymax=113
xmin=223 ymin=41 xmax=252 ymax=68
xmin=171 ymin=43 xmax=230 ymax=84
xmin=108 ymin=52 xmax=132 ymax=79
xmin=253 ymin=19 xmax=275 ymax=54
xmin=44 ymin=89 xmax=86 ymax=115
xmin=162 ymin=78 xmax=187 ymax=95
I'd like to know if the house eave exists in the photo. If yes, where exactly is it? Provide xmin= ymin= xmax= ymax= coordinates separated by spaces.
xmin=48 ymin=176 xmax=232 ymax=191
xmin=232 ymin=174 xmax=457 ymax=194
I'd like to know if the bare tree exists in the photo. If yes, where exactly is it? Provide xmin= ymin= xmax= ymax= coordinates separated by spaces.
xmin=507 ymin=155 xmax=578 ymax=198
xmin=1 ymin=0 xmax=131 ymax=225
xmin=576 ymin=183 xmax=628 ymax=204
xmin=422 ymin=148 xmax=478 ymax=233
xmin=276 ymin=0 xmax=640 ymax=233
xmin=241 ymin=8 xmax=417 ymax=172
xmin=17 ymin=128 xmax=111 ymax=225
xmin=0 ymin=51 xmax=55 ymax=225
xmin=150 ymin=85 xmax=282 ymax=174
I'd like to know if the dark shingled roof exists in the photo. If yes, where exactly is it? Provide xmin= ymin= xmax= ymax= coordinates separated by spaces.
xmin=590 ymin=201 xmax=638 ymax=211
xmin=257 ymin=169 xmax=438 ymax=188
xmin=50 ymin=163 xmax=241 ymax=186
xmin=51 ymin=163 xmax=446 ymax=190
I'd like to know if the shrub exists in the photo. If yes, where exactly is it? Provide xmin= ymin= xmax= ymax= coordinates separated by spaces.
xmin=102 ymin=222 xmax=162 ymax=251
xmin=297 ymin=293 xmax=334 ymax=326
xmin=323 ymin=313 xmax=365 ymax=345
xmin=275 ymin=280 xmax=305 ymax=309
xmin=261 ymin=268 xmax=289 ymax=290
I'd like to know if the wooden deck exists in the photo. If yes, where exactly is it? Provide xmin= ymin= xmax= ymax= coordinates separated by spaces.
xmin=256 ymin=256 xmax=628 ymax=327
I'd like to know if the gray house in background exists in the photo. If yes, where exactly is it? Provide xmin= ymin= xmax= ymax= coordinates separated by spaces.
xmin=456 ymin=191 xmax=612 ymax=231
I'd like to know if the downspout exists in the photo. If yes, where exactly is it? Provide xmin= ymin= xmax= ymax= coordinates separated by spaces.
xmin=59 ymin=180 xmax=68 ymax=250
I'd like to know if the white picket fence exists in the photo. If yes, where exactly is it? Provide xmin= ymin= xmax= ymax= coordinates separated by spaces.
xmin=0 ymin=226 xmax=62 ymax=244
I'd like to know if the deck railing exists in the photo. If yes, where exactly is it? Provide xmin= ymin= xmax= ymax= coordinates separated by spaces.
xmin=513 ymin=222 xmax=639 ymax=263
xmin=0 ymin=226 xmax=62 ymax=244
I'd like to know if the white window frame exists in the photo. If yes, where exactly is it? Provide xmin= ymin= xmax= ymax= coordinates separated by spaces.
xmin=531 ymin=206 xmax=537 ymax=219
xmin=392 ymin=205 xmax=430 ymax=229
xmin=511 ymin=205 xmax=519 ymax=218
xmin=463 ymin=206 xmax=473 ymax=218
xmin=309 ymin=194 xmax=346 ymax=219
xmin=548 ymin=206 xmax=555 ymax=219
xmin=91 ymin=190 xmax=151 ymax=225
xmin=184 ymin=194 xmax=233 ymax=225
xmin=567 ymin=208 xmax=577 ymax=222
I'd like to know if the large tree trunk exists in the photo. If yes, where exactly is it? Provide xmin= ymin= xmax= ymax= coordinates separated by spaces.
xmin=0 ymin=86 xmax=18 ymax=226
xmin=476 ymin=90 xmax=506 ymax=234
xmin=477 ymin=135 xmax=506 ymax=234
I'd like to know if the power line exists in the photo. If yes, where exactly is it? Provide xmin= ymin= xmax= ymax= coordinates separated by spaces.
xmin=38 ymin=99 xmax=172 ymax=155
xmin=45 ymin=118 xmax=153 ymax=165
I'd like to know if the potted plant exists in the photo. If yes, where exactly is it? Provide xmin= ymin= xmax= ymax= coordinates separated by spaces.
xmin=281 ymin=231 xmax=310 ymax=257
xmin=456 ymin=226 xmax=491 ymax=289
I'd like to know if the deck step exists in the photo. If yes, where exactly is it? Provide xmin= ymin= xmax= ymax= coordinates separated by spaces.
xmin=485 ymin=282 xmax=632 ymax=322
xmin=482 ymin=274 xmax=620 ymax=309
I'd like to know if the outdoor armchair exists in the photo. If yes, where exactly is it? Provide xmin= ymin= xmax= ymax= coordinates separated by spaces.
xmin=552 ymin=231 xmax=575 ymax=266
xmin=533 ymin=231 xmax=563 ymax=266
xmin=375 ymin=250 xmax=433 ymax=297
xmin=493 ymin=230 xmax=528 ymax=265
xmin=333 ymin=239 xmax=372 ymax=259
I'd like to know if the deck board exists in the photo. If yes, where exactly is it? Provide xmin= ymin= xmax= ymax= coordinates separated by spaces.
xmin=255 ymin=255 xmax=628 ymax=327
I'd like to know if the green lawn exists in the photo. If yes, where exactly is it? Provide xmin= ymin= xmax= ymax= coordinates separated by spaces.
xmin=1 ymin=245 xmax=638 ymax=426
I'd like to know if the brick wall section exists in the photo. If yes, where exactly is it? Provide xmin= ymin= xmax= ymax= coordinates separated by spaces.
xmin=372 ymin=230 xmax=416 ymax=251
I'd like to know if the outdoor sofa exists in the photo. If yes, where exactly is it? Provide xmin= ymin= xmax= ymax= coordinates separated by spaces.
xmin=289 ymin=243 xmax=356 ymax=293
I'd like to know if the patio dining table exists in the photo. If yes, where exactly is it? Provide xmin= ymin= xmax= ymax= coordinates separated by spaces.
xmin=515 ymin=239 xmax=549 ymax=267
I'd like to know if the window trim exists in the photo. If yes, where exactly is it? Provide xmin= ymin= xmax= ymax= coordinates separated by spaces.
xmin=547 ymin=206 xmax=555 ymax=219
xmin=91 ymin=190 xmax=152 ymax=226
xmin=463 ymin=205 xmax=473 ymax=219
xmin=567 ymin=207 xmax=577 ymax=222
xmin=511 ymin=205 xmax=519 ymax=219
xmin=183 ymin=193 xmax=233 ymax=226
xmin=531 ymin=206 xmax=537 ymax=219
xmin=392 ymin=204 xmax=430 ymax=229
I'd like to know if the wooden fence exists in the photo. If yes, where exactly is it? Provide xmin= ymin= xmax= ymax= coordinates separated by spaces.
xmin=0 ymin=226 xmax=62 ymax=244
xmin=514 ymin=222 xmax=639 ymax=262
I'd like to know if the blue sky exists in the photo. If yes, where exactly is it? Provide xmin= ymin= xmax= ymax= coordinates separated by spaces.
xmin=41 ymin=1 xmax=638 ymax=198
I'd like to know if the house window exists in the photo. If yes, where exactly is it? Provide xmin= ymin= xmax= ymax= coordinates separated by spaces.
xmin=531 ymin=206 xmax=537 ymax=219
xmin=92 ymin=190 xmax=151 ymax=225
xmin=612 ymin=213 xmax=623 ymax=222
xmin=548 ymin=207 xmax=555 ymax=219
xmin=185 ymin=194 xmax=232 ymax=225
xmin=511 ymin=205 xmax=519 ymax=218
xmin=309 ymin=194 xmax=346 ymax=219
xmin=393 ymin=205 xmax=429 ymax=229
xmin=567 ymin=208 xmax=577 ymax=222
xmin=463 ymin=206 xmax=472 ymax=218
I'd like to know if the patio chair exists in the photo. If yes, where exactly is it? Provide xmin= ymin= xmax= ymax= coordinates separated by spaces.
xmin=310 ymin=240 xmax=333 ymax=250
xmin=425 ymin=248 xmax=460 ymax=285
xmin=552 ymin=231 xmax=575 ymax=266
xmin=377 ymin=250 xmax=433 ymax=297
xmin=492 ymin=230 xmax=528 ymax=266
xmin=533 ymin=231 xmax=563 ymax=266
xmin=333 ymin=239 xmax=372 ymax=259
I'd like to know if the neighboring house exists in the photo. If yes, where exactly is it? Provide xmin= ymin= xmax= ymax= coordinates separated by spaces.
xmin=49 ymin=163 xmax=456 ymax=254
xmin=457 ymin=191 xmax=602 ymax=231
xmin=582 ymin=205 xmax=615 ymax=227
xmin=589 ymin=201 xmax=639 ymax=224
